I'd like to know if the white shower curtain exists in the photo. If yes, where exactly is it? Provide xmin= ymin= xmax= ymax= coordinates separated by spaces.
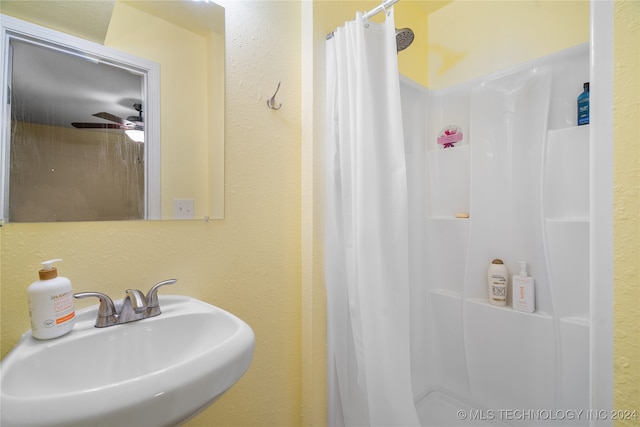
xmin=325 ymin=8 xmax=420 ymax=427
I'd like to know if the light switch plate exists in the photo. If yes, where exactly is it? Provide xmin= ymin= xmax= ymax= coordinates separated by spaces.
xmin=173 ymin=199 xmax=195 ymax=220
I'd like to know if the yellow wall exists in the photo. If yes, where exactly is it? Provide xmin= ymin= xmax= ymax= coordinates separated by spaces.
xmin=0 ymin=0 xmax=115 ymax=43
xmin=613 ymin=0 xmax=640 ymax=422
xmin=1 ymin=2 xmax=302 ymax=426
xmin=105 ymin=2 xmax=211 ymax=219
xmin=393 ymin=2 xmax=430 ymax=86
xmin=427 ymin=0 xmax=590 ymax=88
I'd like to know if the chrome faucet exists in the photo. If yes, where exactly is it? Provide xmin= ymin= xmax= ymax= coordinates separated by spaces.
xmin=74 ymin=279 xmax=177 ymax=328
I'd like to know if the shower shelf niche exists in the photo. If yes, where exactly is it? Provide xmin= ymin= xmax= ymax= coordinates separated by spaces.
xmin=466 ymin=298 xmax=554 ymax=320
xmin=544 ymin=123 xmax=590 ymax=322
xmin=427 ymin=216 xmax=470 ymax=220
xmin=546 ymin=217 xmax=589 ymax=223
xmin=561 ymin=316 xmax=590 ymax=327
xmin=544 ymin=125 xmax=590 ymax=221
xmin=429 ymin=288 xmax=462 ymax=299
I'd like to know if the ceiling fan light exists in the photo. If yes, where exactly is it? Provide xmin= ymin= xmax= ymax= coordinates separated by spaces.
xmin=125 ymin=129 xmax=145 ymax=143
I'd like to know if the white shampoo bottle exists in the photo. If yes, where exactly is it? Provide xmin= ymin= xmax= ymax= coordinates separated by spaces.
xmin=512 ymin=261 xmax=535 ymax=313
xmin=27 ymin=259 xmax=76 ymax=339
xmin=487 ymin=259 xmax=508 ymax=306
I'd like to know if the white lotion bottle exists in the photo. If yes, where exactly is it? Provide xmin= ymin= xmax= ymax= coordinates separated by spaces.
xmin=27 ymin=259 xmax=76 ymax=339
xmin=487 ymin=259 xmax=508 ymax=306
xmin=512 ymin=261 xmax=535 ymax=313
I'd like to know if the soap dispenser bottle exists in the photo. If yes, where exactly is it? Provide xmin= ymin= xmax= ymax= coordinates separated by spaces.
xmin=27 ymin=259 xmax=76 ymax=339
xmin=512 ymin=261 xmax=535 ymax=313
xmin=487 ymin=259 xmax=508 ymax=306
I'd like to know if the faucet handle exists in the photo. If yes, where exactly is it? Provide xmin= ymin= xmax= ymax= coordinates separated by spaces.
xmin=74 ymin=292 xmax=117 ymax=328
xmin=145 ymin=279 xmax=177 ymax=317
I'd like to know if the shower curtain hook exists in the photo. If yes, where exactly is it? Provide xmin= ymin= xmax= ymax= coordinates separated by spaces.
xmin=267 ymin=81 xmax=282 ymax=110
xmin=382 ymin=1 xmax=390 ymax=17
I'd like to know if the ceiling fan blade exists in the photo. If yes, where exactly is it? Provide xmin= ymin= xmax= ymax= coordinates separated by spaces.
xmin=92 ymin=112 xmax=125 ymax=124
xmin=72 ymin=122 xmax=123 ymax=129
xmin=92 ymin=112 xmax=136 ymax=128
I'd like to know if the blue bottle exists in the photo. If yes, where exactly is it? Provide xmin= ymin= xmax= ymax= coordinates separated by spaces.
xmin=577 ymin=82 xmax=589 ymax=126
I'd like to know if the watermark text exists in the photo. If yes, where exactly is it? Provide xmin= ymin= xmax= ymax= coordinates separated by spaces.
xmin=456 ymin=409 xmax=638 ymax=422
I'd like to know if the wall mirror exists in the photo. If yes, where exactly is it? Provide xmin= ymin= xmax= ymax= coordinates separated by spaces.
xmin=0 ymin=0 xmax=225 ymax=222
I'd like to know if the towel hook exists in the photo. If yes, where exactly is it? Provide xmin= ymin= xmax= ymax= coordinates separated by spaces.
xmin=267 ymin=81 xmax=282 ymax=110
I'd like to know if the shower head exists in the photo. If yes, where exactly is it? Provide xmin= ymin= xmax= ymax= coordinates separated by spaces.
xmin=395 ymin=27 xmax=414 ymax=52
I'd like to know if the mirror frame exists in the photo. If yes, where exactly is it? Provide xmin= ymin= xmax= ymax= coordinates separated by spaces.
xmin=0 ymin=14 xmax=161 ymax=222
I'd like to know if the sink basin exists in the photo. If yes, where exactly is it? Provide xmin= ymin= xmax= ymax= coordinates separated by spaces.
xmin=1 ymin=296 xmax=255 ymax=427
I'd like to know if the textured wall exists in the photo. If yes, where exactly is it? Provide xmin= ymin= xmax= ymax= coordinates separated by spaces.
xmin=427 ymin=0 xmax=589 ymax=89
xmin=0 ymin=0 xmax=115 ymax=43
xmin=0 ymin=1 xmax=303 ymax=426
xmin=105 ymin=2 xmax=212 ymax=219
xmin=613 ymin=0 xmax=640 ymax=423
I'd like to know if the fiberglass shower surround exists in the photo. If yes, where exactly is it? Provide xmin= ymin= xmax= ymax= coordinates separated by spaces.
xmin=401 ymin=44 xmax=591 ymax=426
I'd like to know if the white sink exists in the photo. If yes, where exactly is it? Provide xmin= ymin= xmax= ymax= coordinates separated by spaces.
xmin=0 ymin=296 xmax=255 ymax=427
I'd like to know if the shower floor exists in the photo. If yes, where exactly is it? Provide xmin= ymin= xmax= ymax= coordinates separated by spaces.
xmin=417 ymin=391 xmax=510 ymax=427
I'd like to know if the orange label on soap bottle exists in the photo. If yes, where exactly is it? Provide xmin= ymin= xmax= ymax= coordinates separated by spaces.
xmin=56 ymin=311 xmax=75 ymax=325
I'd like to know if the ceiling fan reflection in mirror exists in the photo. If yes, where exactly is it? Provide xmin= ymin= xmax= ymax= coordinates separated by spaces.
xmin=72 ymin=103 xmax=145 ymax=142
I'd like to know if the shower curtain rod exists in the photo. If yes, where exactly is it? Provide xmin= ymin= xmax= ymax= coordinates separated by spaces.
xmin=326 ymin=0 xmax=400 ymax=40
xmin=363 ymin=0 xmax=400 ymax=19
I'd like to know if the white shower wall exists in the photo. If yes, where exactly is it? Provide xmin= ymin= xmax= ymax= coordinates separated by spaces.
xmin=402 ymin=43 xmax=590 ymax=426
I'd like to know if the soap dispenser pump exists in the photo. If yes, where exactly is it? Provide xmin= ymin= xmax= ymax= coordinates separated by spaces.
xmin=27 ymin=259 xmax=76 ymax=339
xmin=512 ymin=261 xmax=535 ymax=313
